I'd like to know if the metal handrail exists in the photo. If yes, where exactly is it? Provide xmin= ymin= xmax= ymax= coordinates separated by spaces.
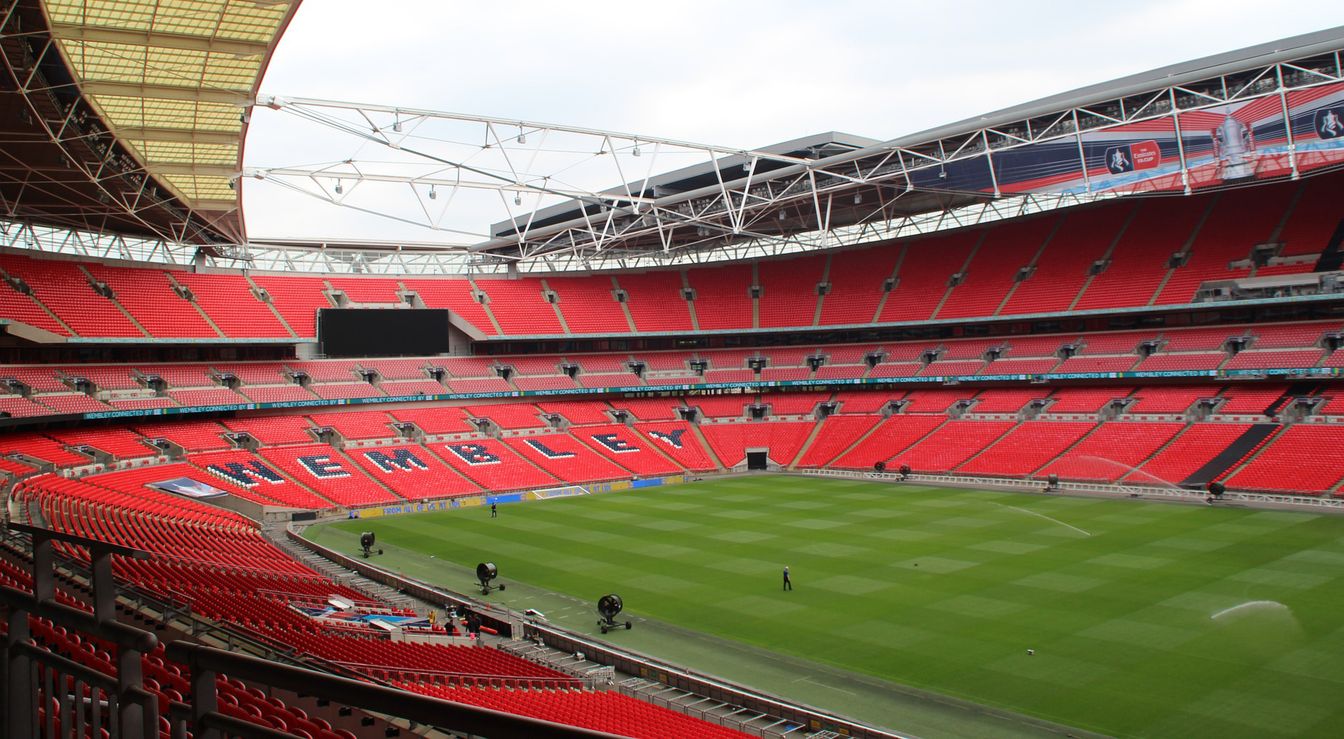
xmin=167 ymin=641 xmax=617 ymax=739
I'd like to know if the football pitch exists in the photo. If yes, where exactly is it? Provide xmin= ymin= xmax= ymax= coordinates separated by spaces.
xmin=307 ymin=476 xmax=1344 ymax=738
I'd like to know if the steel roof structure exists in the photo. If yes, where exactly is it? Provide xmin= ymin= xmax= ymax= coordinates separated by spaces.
xmin=0 ymin=4 xmax=1341 ymax=275
xmin=0 ymin=0 xmax=298 ymax=244
xmin=238 ymin=25 xmax=1344 ymax=273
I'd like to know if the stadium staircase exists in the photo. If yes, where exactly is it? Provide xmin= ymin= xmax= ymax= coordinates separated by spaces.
xmin=1066 ymin=203 xmax=1139 ymax=311
xmin=837 ymin=414 xmax=916 ymax=467
xmin=242 ymin=272 xmax=300 ymax=338
xmin=466 ymin=277 xmax=507 ymax=335
xmin=1143 ymin=194 xmax=1218 ymax=307
xmin=537 ymin=279 xmax=572 ymax=334
xmin=946 ymin=421 xmax=1020 ymax=471
xmin=680 ymin=271 xmax=702 ymax=331
xmin=1027 ymin=421 xmax=1108 ymax=477
xmin=78 ymin=264 xmax=151 ymax=337
xmin=688 ymin=423 xmax=726 ymax=471
xmin=786 ymin=421 xmax=828 ymax=469
xmin=264 ymin=526 xmax=417 ymax=611
xmin=1177 ymin=422 xmax=1281 ymax=488
xmin=929 ymin=233 xmax=980 ymax=319
xmin=607 ymin=277 xmax=640 ymax=332
xmin=164 ymin=272 xmax=226 ymax=337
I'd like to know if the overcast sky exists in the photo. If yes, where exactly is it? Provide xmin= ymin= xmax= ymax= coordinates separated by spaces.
xmin=242 ymin=1 xmax=1344 ymax=242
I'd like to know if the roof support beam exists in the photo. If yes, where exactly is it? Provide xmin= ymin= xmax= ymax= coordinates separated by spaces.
xmin=48 ymin=24 xmax=270 ymax=56
xmin=145 ymin=163 xmax=236 ymax=177
xmin=80 ymin=82 xmax=248 ymax=106
xmin=115 ymin=128 xmax=241 ymax=145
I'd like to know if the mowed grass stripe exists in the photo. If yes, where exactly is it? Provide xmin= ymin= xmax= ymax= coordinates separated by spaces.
xmin=311 ymin=476 xmax=1344 ymax=738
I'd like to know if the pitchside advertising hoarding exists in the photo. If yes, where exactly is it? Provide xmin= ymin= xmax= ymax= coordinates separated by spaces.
xmin=918 ymin=80 xmax=1344 ymax=196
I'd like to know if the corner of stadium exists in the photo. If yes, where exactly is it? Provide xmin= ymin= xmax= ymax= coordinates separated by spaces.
xmin=2 ymin=2 xmax=1344 ymax=737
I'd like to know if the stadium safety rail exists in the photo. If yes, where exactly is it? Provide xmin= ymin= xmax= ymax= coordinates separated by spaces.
xmin=2 ymin=364 xmax=1334 ymax=431
xmin=0 ymin=522 xmax=618 ymax=739
xmin=798 ymin=468 xmax=1344 ymax=511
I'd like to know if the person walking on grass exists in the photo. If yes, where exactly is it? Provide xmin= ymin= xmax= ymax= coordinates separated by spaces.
xmin=783 ymin=565 xmax=792 ymax=591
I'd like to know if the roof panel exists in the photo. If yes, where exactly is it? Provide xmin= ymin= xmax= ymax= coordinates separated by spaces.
xmin=151 ymin=0 xmax=225 ymax=37
xmin=41 ymin=0 xmax=300 ymax=237
xmin=73 ymin=1 xmax=157 ymax=31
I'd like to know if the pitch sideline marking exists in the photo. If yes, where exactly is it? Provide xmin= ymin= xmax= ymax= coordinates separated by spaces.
xmin=988 ymin=502 xmax=1092 ymax=537
xmin=792 ymin=675 xmax=857 ymax=696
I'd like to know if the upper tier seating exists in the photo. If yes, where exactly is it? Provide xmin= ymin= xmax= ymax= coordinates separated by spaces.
xmin=402 ymin=278 xmax=498 ymax=336
xmin=618 ymin=272 xmax=695 ymax=332
xmin=84 ymin=264 xmax=218 ymax=338
xmin=474 ymin=278 xmax=562 ymax=335
xmin=877 ymin=231 xmax=978 ymax=323
xmin=0 ymin=175 xmax=1338 ymax=343
xmin=328 ymin=277 xmax=403 ymax=304
xmin=818 ymin=248 xmax=901 ymax=326
xmin=250 ymin=275 xmax=331 ymax=338
xmin=0 ymin=253 xmax=142 ymax=336
xmin=1154 ymin=187 xmax=1293 ymax=305
xmin=757 ymin=254 xmax=826 ymax=328
xmin=687 ymin=264 xmax=755 ymax=331
xmin=548 ymin=275 xmax=631 ymax=333
xmin=1000 ymin=204 xmax=1133 ymax=315
xmin=1073 ymin=197 xmax=1205 ymax=310
xmin=173 ymin=273 xmax=291 ymax=338
xmin=938 ymin=217 xmax=1056 ymax=319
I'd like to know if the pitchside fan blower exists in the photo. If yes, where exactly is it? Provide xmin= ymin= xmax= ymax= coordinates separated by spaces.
xmin=597 ymin=593 xmax=632 ymax=634
xmin=359 ymin=532 xmax=383 ymax=558
xmin=476 ymin=562 xmax=506 ymax=595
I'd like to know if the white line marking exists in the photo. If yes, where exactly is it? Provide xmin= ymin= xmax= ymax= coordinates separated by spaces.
xmin=792 ymin=676 xmax=857 ymax=696
xmin=989 ymin=502 xmax=1091 ymax=537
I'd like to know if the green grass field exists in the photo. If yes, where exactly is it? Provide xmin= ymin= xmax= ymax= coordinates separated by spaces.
xmin=307 ymin=476 xmax=1344 ymax=738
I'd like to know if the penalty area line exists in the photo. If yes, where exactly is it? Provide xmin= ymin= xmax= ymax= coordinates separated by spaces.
xmin=988 ymin=502 xmax=1091 ymax=537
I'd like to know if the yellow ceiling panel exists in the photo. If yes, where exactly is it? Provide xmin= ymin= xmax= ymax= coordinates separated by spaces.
xmin=41 ymin=0 xmax=299 ymax=222
xmin=137 ymin=141 xmax=236 ymax=165
xmin=163 ymin=174 xmax=238 ymax=203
